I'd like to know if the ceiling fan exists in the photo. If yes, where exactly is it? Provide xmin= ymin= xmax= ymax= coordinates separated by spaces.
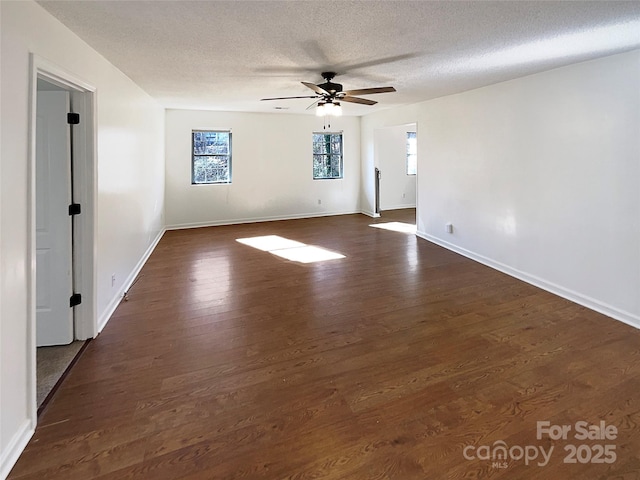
xmin=261 ymin=71 xmax=396 ymax=112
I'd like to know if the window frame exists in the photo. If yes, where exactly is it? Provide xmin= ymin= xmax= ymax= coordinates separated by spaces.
xmin=312 ymin=131 xmax=343 ymax=180
xmin=406 ymin=131 xmax=417 ymax=176
xmin=191 ymin=129 xmax=232 ymax=185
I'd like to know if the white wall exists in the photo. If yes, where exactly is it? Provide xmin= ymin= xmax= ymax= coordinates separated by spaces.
xmin=0 ymin=1 xmax=165 ymax=476
xmin=361 ymin=50 xmax=640 ymax=327
xmin=165 ymin=110 xmax=360 ymax=228
xmin=417 ymin=50 xmax=640 ymax=326
xmin=375 ymin=124 xmax=417 ymax=211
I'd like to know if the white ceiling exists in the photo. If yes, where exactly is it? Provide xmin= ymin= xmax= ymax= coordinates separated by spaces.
xmin=38 ymin=0 xmax=640 ymax=116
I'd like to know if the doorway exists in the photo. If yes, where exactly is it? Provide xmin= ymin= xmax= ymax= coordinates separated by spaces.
xmin=28 ymin=55 xmax=97 ymax=419
xmin=373 ymin=123 xmax=417 ymax=218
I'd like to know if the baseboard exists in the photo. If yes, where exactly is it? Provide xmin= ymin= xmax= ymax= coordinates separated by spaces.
xmin=97 ymin=228 xmax=166 ymax=333
xmin=361 ymin=210 xmax=381 ymax=218
xmin=381 ymin=204 xmax=416 ymax=211
xmin=166 ymin=210 xmax=361 ymax=230
xmin=0 ymin=419 xmax=34 ymax=480
xmin=416 ymin=230 xmax=640 ymax=330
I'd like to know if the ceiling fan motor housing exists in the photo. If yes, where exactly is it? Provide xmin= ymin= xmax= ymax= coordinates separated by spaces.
xmin=319 ymin=72 xmax=343 ymax=95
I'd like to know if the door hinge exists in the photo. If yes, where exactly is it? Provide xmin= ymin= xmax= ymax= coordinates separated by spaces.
xmin=70 ymin=293 xmax=82 ymax=307
xmin=67 ymin=112 xmax=80 ymax=125
xmin=69 ymin=203 xmax=81 ymax=216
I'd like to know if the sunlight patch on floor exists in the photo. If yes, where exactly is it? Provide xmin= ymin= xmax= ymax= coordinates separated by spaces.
xmin=236 ymin=235 xmax=345 ymax=264
xmin=271 ymin=245 xmax=345 ymax=263
xmin=236 ymin=235 xmax=305 ymax=251
xmin=369 ymin=222 xmax=417 ymax=234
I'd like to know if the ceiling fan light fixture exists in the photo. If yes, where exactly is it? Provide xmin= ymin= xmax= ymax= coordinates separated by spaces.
xmin=316 ymin=100 xmax=342 ymax=117
xmin=324 ymin=102 xmax=335 ymax=116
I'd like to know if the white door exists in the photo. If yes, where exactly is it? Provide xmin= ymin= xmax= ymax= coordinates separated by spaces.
xmin=36 ymin=90 xmax=74 ymax=346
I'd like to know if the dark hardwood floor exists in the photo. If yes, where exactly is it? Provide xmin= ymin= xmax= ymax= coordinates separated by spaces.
xmin=10 ymin=209 xmax=640 ymax=479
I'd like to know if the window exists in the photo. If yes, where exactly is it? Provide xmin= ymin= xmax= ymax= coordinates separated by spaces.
xmin=192 ymin=130 xmax=232 ymax=184
xmin=406 ymin=131 xmax=417 ymax=175
xmin=313 ymin=132 xmax=343 ymax=179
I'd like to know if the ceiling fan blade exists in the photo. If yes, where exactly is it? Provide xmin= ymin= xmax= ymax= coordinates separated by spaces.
xmin=341 ymin=96 xmax=377 ymax=106
xmin=302 ymin=81 xmax=329 ymax=95
xmin=306 ymin=99 xmax=321 ymax=110
xmin=342 ymin=86 xmax=396 ymax=96
xmin=261 ymin=95 xmax=319 ymax=101
xmin=334 ymin=53 xmax=420 ymax=72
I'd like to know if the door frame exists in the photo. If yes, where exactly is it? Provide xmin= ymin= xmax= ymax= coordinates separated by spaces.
xmin=27 ymin=54 xmax=97 ymax=424
xmin=373 ymin=122 xmax=418 ymax=215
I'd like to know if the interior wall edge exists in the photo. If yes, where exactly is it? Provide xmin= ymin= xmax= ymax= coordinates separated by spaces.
xmin=97 ymin=228 xmax=166 ymax=334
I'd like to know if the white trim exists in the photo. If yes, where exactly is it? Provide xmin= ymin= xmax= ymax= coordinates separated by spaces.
xmin=26 ymin=54 xmax=98 ymax=452
xmin=27 ymin=53 xmax=39 ymax=440
xmin=360 ymin=210 xmax=381 ymax=218
xmin=0 ymin=420 xmax=34 ymax=480
xmin=416 ymin=230 xmax=640 ymax=330
xmin=31 ymin=57 xmax=95 ymax=92
xmin=166 ymin=210 xmax=360 ymax=231
xmin=97 ymin=229 xmax=166 ymax=333
xmin=380 ymin=204 xmax=417 ymax=211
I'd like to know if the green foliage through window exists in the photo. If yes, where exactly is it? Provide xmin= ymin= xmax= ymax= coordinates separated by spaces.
xmin=192 ymin=130 xmax=232 ymax=184
xmin=313 ymin=132 xmax=343 ymax=179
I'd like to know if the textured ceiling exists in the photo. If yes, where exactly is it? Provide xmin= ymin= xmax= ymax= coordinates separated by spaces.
xmin=38 ymin=0 xmax=640 ymax=116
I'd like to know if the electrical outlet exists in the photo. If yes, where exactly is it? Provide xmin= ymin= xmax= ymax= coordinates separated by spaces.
xmin=111 ymin=274 xmax=116 ymax=287
xmin=402 ymin=193 xmax=406 ymax=198
xmin=318 ymin=199 xmax=322 ymax=205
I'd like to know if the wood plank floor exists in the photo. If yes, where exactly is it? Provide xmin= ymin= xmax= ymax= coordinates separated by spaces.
xmin=9 ymin=209 xmax=640 ymax=479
